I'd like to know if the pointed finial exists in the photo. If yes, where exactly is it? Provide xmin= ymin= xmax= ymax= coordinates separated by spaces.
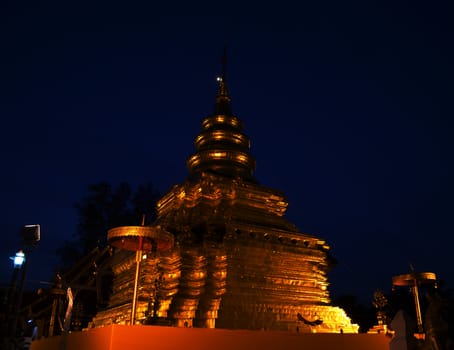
xmin=216 ymin=46 xmax=229 ymax=97
xmin=214 ymin=46 xmax=231 ymax=115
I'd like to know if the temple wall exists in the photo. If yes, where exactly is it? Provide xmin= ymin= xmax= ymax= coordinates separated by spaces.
xmin=30 ymin=325 xmax=390 ymax=350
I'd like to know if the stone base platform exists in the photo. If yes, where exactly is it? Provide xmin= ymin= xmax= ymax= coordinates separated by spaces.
xmin=30 ymin=325 xmax=390 ymax=350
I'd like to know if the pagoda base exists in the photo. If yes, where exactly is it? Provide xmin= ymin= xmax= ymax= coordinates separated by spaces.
xmin=30 ymin=325 xmax=390 ymax=350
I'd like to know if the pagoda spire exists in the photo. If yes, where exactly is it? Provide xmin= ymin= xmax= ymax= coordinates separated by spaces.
xmin=213 ymin=47 xmax=232 ymax=116
xmin=186 ymin=50 xmax=256 ymax=181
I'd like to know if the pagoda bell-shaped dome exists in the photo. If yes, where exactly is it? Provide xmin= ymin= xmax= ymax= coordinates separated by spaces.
xmin=187 ymin=64 xmax=256 ymax=181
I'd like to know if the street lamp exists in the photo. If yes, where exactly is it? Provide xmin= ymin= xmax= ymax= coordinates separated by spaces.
xmin=11 ymin=250 xmax=26 ymax=269
xmin=10 ymin=224 xmax=40 ymax=339
xmin=9 ymin=250 xmax=26 ymax=297
xmin=7 ymin=249 xmax=26 ymax=338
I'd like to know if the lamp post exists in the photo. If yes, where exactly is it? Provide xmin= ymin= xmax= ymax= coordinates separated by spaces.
xmin=8 ymin=250 xmax=26 ymax=337
xmin=9 ymin=224 xmax=40 ymax=339
xmin=9 ymin=251 xmax=25 ymax=299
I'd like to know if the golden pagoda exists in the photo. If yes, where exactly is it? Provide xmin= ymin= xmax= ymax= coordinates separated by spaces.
xmin=91 ymin=58 xmax=358 ymax=333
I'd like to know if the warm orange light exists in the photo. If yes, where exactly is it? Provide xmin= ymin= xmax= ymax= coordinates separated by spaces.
xmin=178 ymin=191 xmax=186 ymax=199
xmin=215 ymin=116 xmax=225 ymax=123
xmin=212 ymin=151 xmax=227 ymax=158
xmin=236 ymin=154 xmax=247 ymax=163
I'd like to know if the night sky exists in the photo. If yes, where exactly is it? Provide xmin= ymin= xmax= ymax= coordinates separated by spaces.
xmin=1 ymin=1 xmax=453 ymax=304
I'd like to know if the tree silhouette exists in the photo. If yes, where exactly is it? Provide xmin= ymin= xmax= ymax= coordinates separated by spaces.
xmin=332 ymin=294 xmax=376 ymax=333
xmin=56 ymin=181 xmax=160 ymax=271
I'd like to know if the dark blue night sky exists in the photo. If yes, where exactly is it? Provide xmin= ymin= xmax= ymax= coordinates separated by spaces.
xmin=1 ymin=1 xmax=453 ymax=304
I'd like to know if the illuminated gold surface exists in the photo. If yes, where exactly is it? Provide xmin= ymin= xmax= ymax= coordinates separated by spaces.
xmin=202 ymin=115 xmax=242 ymax=129
xmin=187 ymin=96 xmax=256 ymax=180
xmin=107 ymin=226 xmax=174 ymax=252
xmin=91 ymin=249 xmax=182 ymax=326
xmin=391 ymin=272 xmax=437 ymax=286
xmin=195 ymin=130 xmax=249 ymax=148
xmin=149 ymin=169 xmax=357 ymax=331
xmin=91 ymin=71 xmax=358 ymax=332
